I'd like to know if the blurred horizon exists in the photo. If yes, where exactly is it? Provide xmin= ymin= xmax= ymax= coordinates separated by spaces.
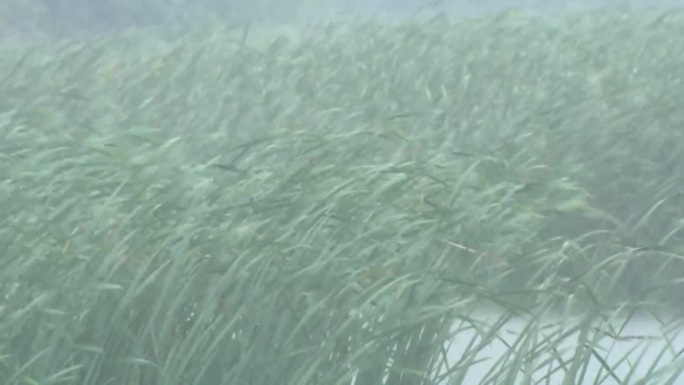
xmin=2 ymin=0 xmax=684 ymax=39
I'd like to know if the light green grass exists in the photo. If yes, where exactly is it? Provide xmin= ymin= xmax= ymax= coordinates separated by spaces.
xmin=1 ymin=8 xmax=684 ymax=385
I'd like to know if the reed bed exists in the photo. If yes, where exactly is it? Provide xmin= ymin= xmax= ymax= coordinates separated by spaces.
xmin=2 ymin=8 xmax=684 ymax=385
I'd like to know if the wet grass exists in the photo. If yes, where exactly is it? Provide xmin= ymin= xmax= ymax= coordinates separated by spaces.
xmin=2 ymin=7 xmax=684 ymax=385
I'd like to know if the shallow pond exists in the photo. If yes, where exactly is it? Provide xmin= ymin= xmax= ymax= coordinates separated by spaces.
xmin=442 ymin=307 xmax=684 ymax=385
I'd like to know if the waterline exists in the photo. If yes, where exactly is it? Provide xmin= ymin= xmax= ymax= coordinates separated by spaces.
xmin=442 ymin=307 xmax=684 ymax=384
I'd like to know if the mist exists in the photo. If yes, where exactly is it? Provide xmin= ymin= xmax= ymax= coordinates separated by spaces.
xmin=2 ymin=1 xmax=684 ymax=385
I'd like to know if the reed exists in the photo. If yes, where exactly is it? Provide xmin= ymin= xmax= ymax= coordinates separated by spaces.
xmin=2 ymin=7 xmax=684 ymax=385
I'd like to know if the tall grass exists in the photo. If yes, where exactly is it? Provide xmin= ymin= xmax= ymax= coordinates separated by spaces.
xmin=2 ymin=8 xmax=684 ymax=385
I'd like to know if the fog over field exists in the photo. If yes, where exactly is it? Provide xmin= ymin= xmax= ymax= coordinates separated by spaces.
xmin=3 ymin=1 xmax=684 ymax=385
xmin=5 ymin=0 xmax=684 ymax=36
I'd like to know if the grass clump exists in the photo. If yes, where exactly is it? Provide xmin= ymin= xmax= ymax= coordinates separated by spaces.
xmin=2 ymin=7 xmax=684 ymax=385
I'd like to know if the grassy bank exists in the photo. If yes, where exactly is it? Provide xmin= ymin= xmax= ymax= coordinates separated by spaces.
xmin=2 ymin=8 xmax=684 ymax=385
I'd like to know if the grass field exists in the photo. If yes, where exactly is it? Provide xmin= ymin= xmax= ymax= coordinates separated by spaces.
xmin=2 ymin=7 xmax=684 ymax=385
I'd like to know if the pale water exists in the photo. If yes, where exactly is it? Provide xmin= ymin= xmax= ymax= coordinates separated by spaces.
xmin=442 ymin=308 xmax=684 ymax=385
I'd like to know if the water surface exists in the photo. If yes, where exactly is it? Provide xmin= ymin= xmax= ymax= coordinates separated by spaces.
xmin=443 ymin=308 xmax=684 ymax=385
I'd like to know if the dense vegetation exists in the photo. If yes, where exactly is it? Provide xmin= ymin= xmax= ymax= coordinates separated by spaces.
xmin=2 ymin=6 xmax=684 ymax=385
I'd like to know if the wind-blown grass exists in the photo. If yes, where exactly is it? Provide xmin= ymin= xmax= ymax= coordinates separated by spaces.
xmin=1 ymin=8 xmax=684 ymax=385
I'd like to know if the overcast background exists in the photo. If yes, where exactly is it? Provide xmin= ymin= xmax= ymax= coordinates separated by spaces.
xmin=2 ymin=0 xmax=684 ymax=38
